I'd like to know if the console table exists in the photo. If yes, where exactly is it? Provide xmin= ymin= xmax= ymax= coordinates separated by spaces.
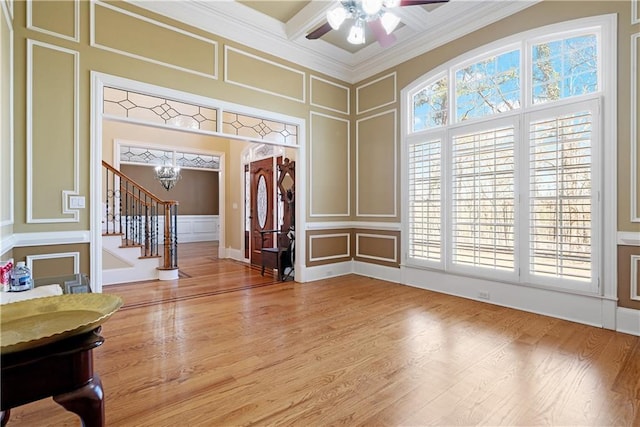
xmin=1 ymin=274 xmax=105 ymax=426
xmin=0 ymin=328 xmax=105 ymax=426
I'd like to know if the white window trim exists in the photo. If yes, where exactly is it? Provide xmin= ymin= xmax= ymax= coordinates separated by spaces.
xmin=401 ymin=15 xmax=616 ymax=297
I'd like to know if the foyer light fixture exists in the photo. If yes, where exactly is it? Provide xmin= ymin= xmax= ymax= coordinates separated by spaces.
xmin=154 ymin=165 xmax=181 ymax=191
xmin=327 ymin=0 xmax=401 ymax=45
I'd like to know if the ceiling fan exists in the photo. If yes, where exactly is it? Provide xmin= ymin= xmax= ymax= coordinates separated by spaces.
xmin=306 ymin=0 xmax=450 ymax=48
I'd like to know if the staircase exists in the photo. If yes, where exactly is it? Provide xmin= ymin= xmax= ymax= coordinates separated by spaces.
xmin=102 ymin=161 xmax=179 ymax=285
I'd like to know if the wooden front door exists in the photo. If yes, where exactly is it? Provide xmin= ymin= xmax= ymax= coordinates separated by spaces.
xmin=249 ymin=157 xmax=275 ymax=266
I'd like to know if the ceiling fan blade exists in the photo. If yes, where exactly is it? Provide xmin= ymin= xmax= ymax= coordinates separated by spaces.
xmin=306 ymin=22 xmax=333 ymax=40
xmin=368 ymin=19 xmax=397 ymax=48
xmin=399 ymin=0 xmax=449 ymax=6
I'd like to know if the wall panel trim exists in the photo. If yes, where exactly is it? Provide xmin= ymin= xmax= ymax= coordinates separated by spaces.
xmin=1 ymin=3 xmax=14 ymax=227
xmin=356 ymin=72 xmax=396 ymax=115
xmin=309 ymin=233 xmax=351 ymax=262
xmin=631 ymin=254 xmax=640 ymax=301
xmin=26 ymin=252 xmax=80 ymax=275
xmin=310 ymin=75 xmax=350 ymax=115
xmin=26 ymin=40 xmax=80 ymax=223
xmin=355 ymin=232 xmax=398 ymax=263
xmin=91 ymin=1 xmax=218 ymax=79
xmin=27 ymin=0 xmax=79 ymax=43
xmin=356 ymin=108 xmax=397 ymax=218
xmin=309 ymin=111 xmax=350 ymax=217
xmin=631 ymin=33 xmax=640 ymax=222
xmin=618 ymin=231 xmax=640 ymax=246
xmin=224 ymin=45 xmax=305 ymax=103
xmin=633 ymin=0 xmax=639 ymax=25
xmin=13 ymin=231 xmax=90 ymax=247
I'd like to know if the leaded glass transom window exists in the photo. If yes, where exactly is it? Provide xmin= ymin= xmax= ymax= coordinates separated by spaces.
xmin=103 ymin=87 xmax=299 ymax=146
xmin=120 ymin=145 xmax=220 ymax=171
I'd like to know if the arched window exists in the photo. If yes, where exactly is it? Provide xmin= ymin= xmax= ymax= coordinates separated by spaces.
xmin=402 ymin=16 xmax=614 ymax=294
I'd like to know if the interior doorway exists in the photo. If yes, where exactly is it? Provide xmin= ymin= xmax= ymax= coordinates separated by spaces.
xmin=91 ymin=72 xmax=306 ymax=292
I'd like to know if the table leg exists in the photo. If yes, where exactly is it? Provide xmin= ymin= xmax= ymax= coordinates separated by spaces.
xmin=0 ymin=409 xmax=10 ymax=427
xmin=53 ymin=374 xmax=104 ymax=427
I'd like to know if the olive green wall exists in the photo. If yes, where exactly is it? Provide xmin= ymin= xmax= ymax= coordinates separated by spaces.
xmin=6 ymin=0 xmax=347 ymax=278
xmin=1 ymin=3 xmax=12 ymax=241
xmin=4 ymin=0 xmax=639 ymax=283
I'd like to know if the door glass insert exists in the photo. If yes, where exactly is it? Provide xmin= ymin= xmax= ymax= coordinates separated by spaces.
xmin=257 ymin=175 xmax=268 ymax=228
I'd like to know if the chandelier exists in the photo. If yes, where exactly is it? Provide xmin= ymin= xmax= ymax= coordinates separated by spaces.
xmin=326 ymin=0 xmax=402 ymax=45
xmin=154 ymin=165 xmax=181 ymax=191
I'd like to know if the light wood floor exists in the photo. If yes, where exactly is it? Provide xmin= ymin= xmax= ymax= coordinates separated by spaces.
xmin=8 ymin=242 xmax=640 ymax=426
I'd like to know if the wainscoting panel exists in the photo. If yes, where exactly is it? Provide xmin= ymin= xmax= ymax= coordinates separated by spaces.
xmin=617 ymin=245 xmax=640 ymax=310
xmin=27 ymin=0 xmax=78 ymax=42
xmin=307 ymin=231 xmax=351 ymax=266
xmin=356 ymin=72 xmax=396 ymax=115
xmin=310 ymin=75 xmax=350 ymax=115
xmin=26 ymin=252 xmax=79 ymax=277
xmin=225 ymin=46 xmax=305 ymax=103
xmin=354 ymin=230 xmax=400 ymax=267
xmin=27 ymin=40 xmax=79 ymax=223
xmin=92 ymin=1 xmax=218 ymax=79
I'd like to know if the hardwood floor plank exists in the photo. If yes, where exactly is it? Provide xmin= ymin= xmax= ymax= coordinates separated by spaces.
xmin=7 ymin=242 xmax=640 ymax=426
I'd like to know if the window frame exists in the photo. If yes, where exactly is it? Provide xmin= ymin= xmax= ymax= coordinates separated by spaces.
xmin=401 ymin=15 xmax=615 ymax=295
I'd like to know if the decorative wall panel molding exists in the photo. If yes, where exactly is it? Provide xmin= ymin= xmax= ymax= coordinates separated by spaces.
xmin=27 ymin=40 xmax=79 ymax=223
xmin=356 ymin=109 xmax=397 ymax=217
xmin=633 ymin=0 xmax=639 ymax=25
xmin=92 ymin=1 xmax=218 ymax=79
xmin=618 ymin=231 xmax=640 ymax=246
xmin=631 ymin=254 xmax=640 ymax=301
xmin=356 ymin=72 xmax=396 ymax=115
xmin=310 ymin=75 xmax=350 ymax=115
xmin=632 ymin=33 xmax=640 ymax=222
xmin=27 ymin=0 xmax=79 ymax=42
xmin=1 ymin=4 xmax=13 ymax=227
xmin=355 ymin=233 xmax=398 ymax=263
xmin=310 ymin=112 xmax=350 ymax=217
xmin=225 ymin=46 xmax=305 ymax=103
xmin=27 ymin=252 xmax=80 ymax=275
xmin=309 ymin=233 xmax=351 ymax=262
xmin=3 ymin=0 xmax=12 ymax=21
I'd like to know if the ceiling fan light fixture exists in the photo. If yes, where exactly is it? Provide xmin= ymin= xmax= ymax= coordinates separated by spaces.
xmin=383 ymin=0 xmax=401 ymax=8
xmin=327 ymin=6 xmax=347 ymax=30
xmin=362 ymin=0 xmax=383 ymax=15
xmin=347 ymin=20 xmax=365 ymax=44
xmin=380 ymin=12 xmax=401 ymax=34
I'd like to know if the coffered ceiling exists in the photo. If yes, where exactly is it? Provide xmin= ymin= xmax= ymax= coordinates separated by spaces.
xmin=129 ymin=0 xmax=540 ymax=83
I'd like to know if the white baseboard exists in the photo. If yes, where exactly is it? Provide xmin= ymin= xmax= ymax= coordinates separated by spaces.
xmin=224 ymin=247 xmax=245 ymax=262
xmin=353 ymin=261 xmax=400 ymax=283
xmin=304 ymin=261 xmax=354 ymax=282
xmin=400 ymin=265 xmax=613 ymax=329
xmin=616 ymin=307 xmax=640 ymax=336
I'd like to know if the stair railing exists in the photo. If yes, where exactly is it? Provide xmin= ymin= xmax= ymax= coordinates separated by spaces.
xmin=102 ymin=161 xmax=179 ymax=271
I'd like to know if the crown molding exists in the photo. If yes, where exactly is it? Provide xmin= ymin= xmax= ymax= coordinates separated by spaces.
xmin=128 ymin=0 xmax=541 ymax=84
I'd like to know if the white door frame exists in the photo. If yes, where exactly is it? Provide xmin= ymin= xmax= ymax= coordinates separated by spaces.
xmin=90 ymin=72 xmax=306 ymax=292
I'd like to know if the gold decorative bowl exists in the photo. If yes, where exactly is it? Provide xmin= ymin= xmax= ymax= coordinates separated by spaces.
xmin=0 ymin=293 xmax=123 ymax=354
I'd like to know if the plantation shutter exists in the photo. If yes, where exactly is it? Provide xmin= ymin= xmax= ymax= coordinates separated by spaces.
xmin=451 ymin=126 xmax=516 ymax=271
xmin=528 ymin=110 xmax=593 ymax=282
xmin=408 ymin=139 xmax=442 ymax=263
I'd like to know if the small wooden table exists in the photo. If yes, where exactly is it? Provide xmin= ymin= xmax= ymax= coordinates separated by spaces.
xmin=0 ymin=328 xmax=105 ymax=427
